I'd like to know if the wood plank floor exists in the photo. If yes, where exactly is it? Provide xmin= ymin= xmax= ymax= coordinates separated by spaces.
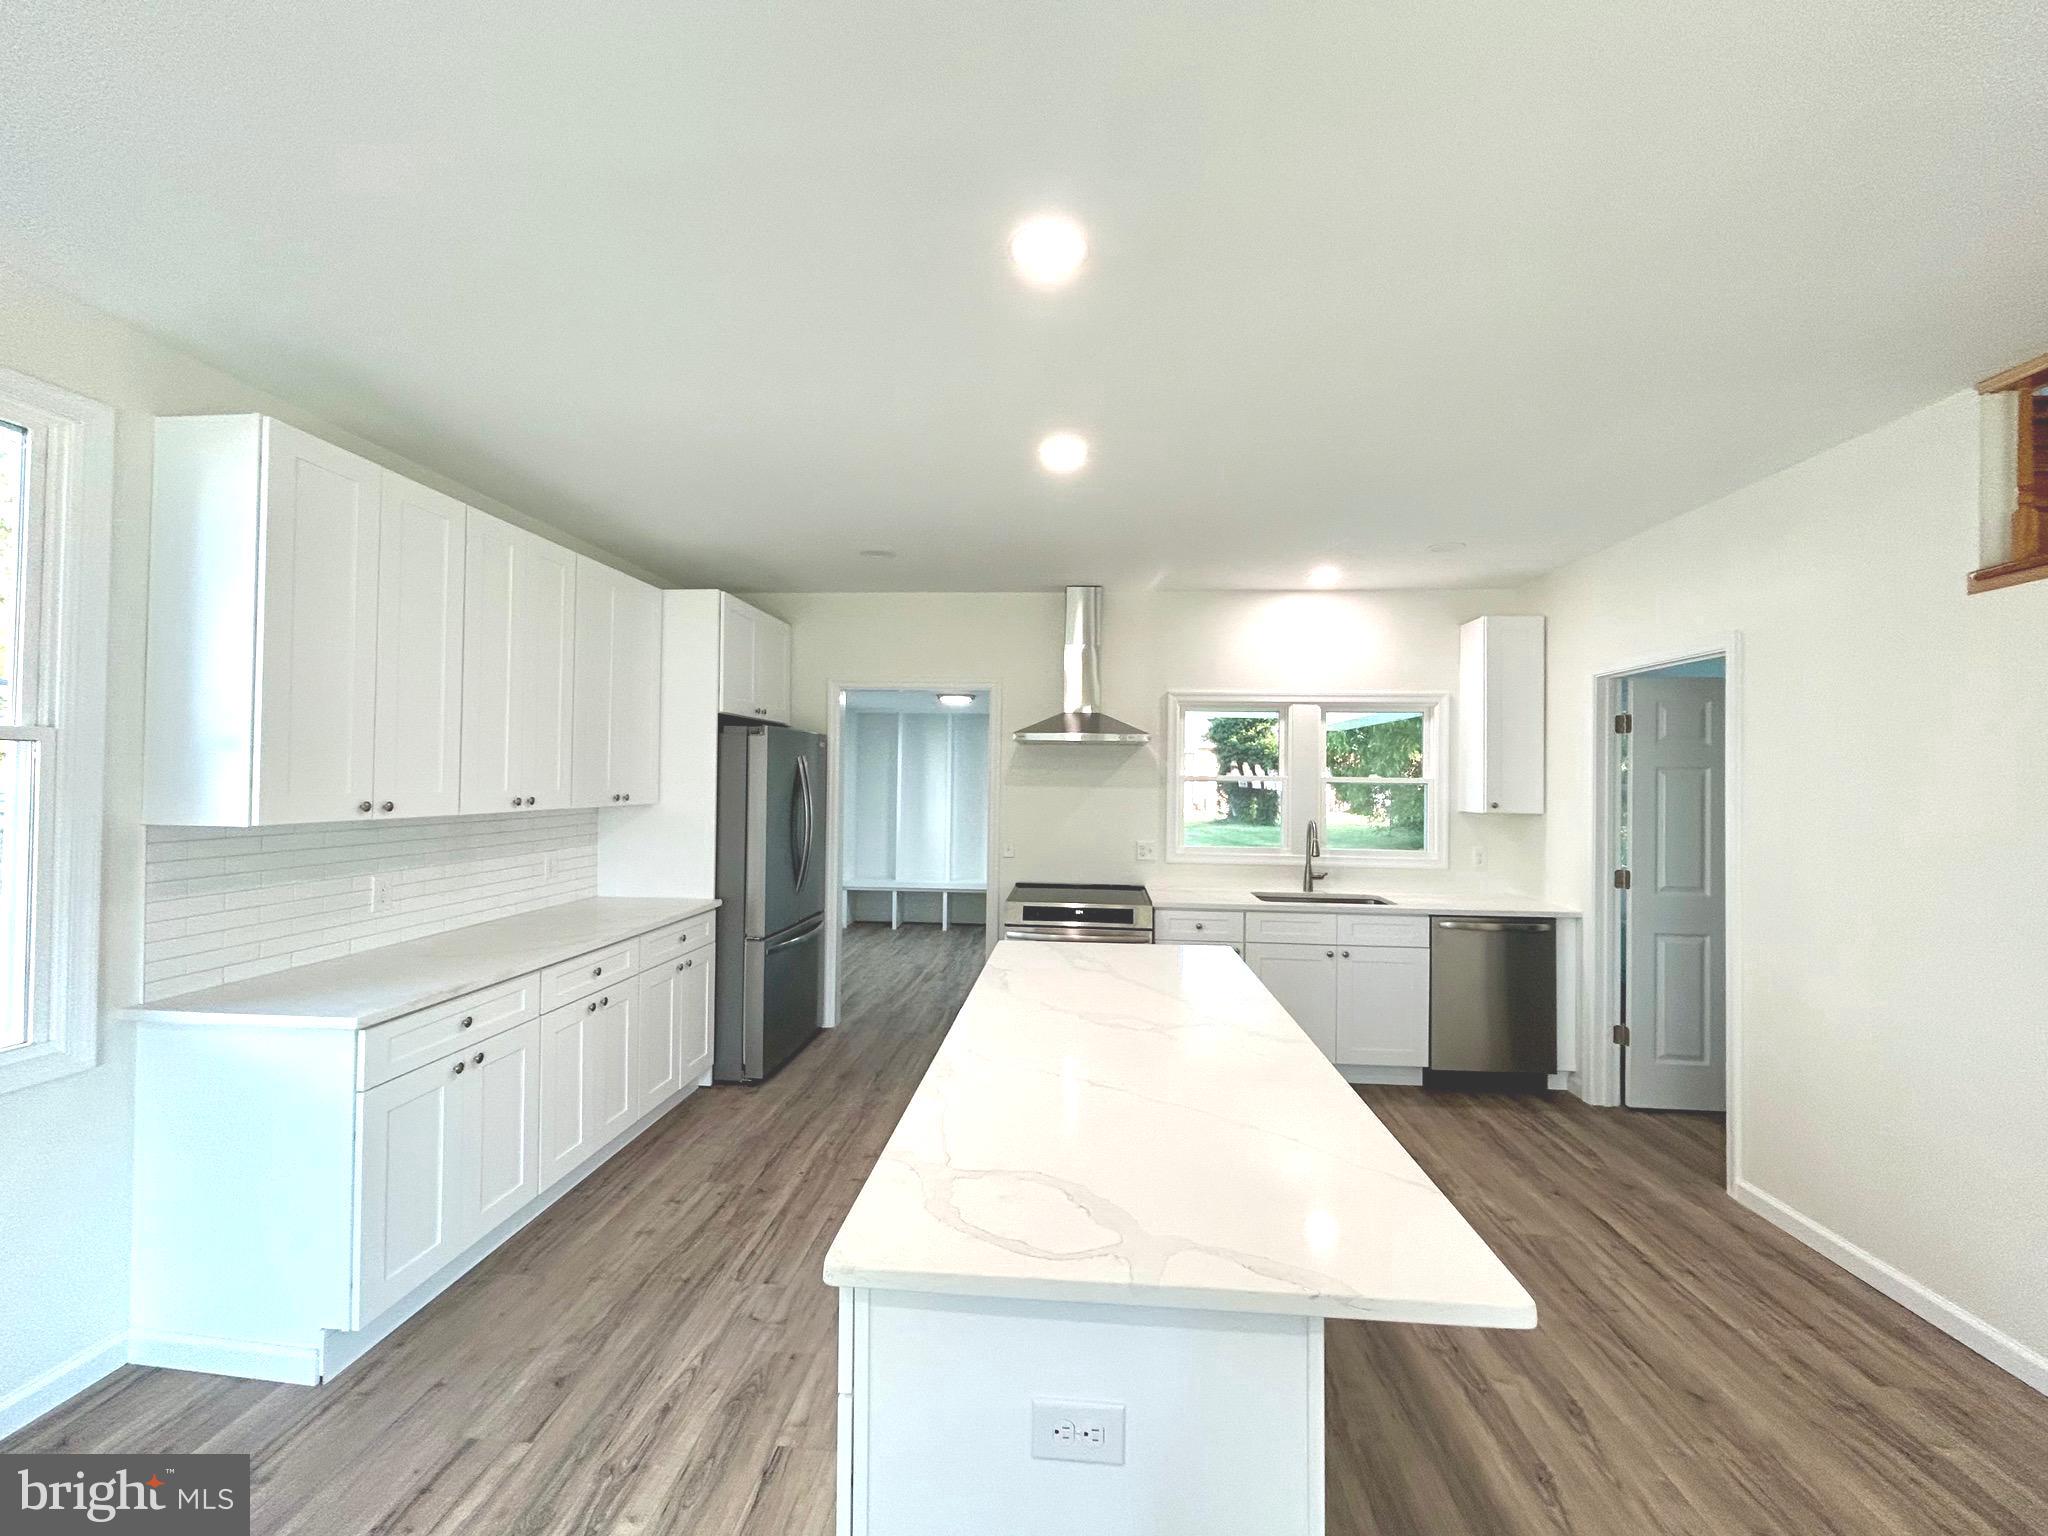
xmin=12 ymin=922 xmax=2048 ymax=1534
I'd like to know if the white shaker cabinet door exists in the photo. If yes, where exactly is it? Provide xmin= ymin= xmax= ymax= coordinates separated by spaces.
xmin=572 ymin=559 xmax=662 ymax=806
xmin=512 ymin=535 xmax=578 ymax=809
xmin=538 ymin=1002 xmax=594 ymax=1194
xmin=464 ymin=1019 xmax=541 ymax=1238
xmin=635 ymin=964 xmax=682 ymax=1113
xmin=586 ymin=983 xmax=637 ymax=1148
xmin=752 ymin=611 xmax=791 ymax=725
xmin=252 ymin=419 xmax=382 ymax=825
xmin=373 ymin=472 xmax=466 ymax=819
xmin=718 ymin=593 xmax=760 ymax=718
xmin=1246 ymin=943 xmax=1339 ymax=1060
xmin=354 ymin=1052 xmax=467 ymax=1327
xmin=1335 ymin=946 xmax=1431 ymax=1068
xmin=676 ymin=950 xmax=714 ymax=1085
xmin=460 ymin=509 xmax=523 ymax=812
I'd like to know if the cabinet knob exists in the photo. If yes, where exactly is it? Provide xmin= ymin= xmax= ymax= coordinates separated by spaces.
xmin=599 ymin=994 xmax=610 ymax=1008
xmin=511 ymin=797 xmax=522 ymax=808
xmin=459 ymin=1016 xmax=474 ymax=1029
xmin=1341 ymin=949 xmax=1351 ymax=958
xmin=1193 ymin=922 xmax=1204 ymax=930
xmin=357 ymin=801 xmax=373 ymax=814
xmin=473 ymin=1051 xmax=485 ymax=1065
xmin=592 ymin=966 xmax=603 ymax=977
xmin=452 ymin=1060 xmax=465 ymax=1075
xmin=678 ymin=958 xmax=691 ymax=970
xmin=1490 ymin=800 xmax=1500 ymax=810
xmin=621 ymin=792 xmax=631 ymax=801
xmin=586 ymin=1000 xmax=598 ymax=1013
xmin=380 ymin=801 xmax=395 ymax=813
xmin=1325 ymin=949 xmax=1335 ymax=958
xmin=611 ymin=793 xmax=621 ymax=802
xmin=525 ymin=796 xmax=537 ymax=806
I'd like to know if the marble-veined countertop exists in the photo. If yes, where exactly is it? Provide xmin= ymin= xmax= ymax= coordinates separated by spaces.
xmin=823 ymin=940 xmax=1537 ymax=1327
xmin=124 ymin=897 xmax=718 ymax=1031
xmin=1146 ymin=879 xmax=1579 ymax=918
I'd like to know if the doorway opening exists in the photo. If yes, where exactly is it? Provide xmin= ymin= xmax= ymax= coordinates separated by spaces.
xmin=1592 ymin=645 xmax=1739 ymax=1179
xmin=823 ymin=685 xmax=999 ymax=1030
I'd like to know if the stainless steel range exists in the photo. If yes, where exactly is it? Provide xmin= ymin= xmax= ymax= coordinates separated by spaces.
xmin=1001 ymin=883 xmax=1155 ymax=944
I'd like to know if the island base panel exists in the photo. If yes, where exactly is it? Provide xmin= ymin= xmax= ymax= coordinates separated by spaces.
xmin=837 ymin=1287 xmax=1324 ymax=1536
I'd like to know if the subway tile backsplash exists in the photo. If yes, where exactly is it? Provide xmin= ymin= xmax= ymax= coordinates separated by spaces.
xmin=142 ymin=810 xmax=600 ymax=999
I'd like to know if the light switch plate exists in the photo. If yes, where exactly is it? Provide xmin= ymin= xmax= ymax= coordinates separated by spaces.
xmin=1030 ymin=1398 xmax=1126 ymax=1465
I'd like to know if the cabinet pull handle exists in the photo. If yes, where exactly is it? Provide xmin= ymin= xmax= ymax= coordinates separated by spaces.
xmin=357 ymin=801 xmax=373 ymax=814
xmin=452 ymin=1060 xmax=465 ymax=1075
xmin=460 ymin=1016 xmax=474 ymax=1029
xmin=473 ymin=1052 xmax=485 ymax=1065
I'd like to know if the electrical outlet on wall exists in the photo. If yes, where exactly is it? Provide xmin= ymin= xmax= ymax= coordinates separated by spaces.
xmin=1133 ymin=839 xmax=1157 ymax=862
xmin=1002 ymin=843 xmax=1016 ymax=860
xmin=1030 ymin=1398 xmax=1126 ymax=1466
xmin=370 ymin=875 xmax=393 ymax=915
xmin=1470 ymin=844 xmax=1486 ymax=870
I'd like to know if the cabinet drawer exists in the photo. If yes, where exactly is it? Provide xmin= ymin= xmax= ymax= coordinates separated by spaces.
xmin=358 ymin=974 xmax=539 ymax=1089
xmin=1335 ymin=914 xmax=1431 ymax=948
xmin=1155 ymin=909 xmax=1245 ymax=945
xmin=637 ymin=912 xmax=717 ymax=967
xmin=1244 ymin=911 xmax=1338 ymax=945
xmin=540 ymin=939 xmax=641 ymax=1012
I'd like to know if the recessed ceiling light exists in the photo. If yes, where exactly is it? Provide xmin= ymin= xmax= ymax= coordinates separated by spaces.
xmin=936 ymin=693 xmax=975 ymax=708
xmin=858 ymin=548 xmax=897 ymax=559
xmin=1037 ymin=431 xmax=1089 ymax=475
xmin=1009 ymin=213 xmax=1088 ymax=288
xmin=1427 ymin=541 xmax=1466 ymax=554
xmin=1307 ymin=563 xmax=1341 ymax=588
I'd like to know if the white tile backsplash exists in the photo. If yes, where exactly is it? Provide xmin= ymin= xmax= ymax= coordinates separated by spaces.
xmin=142 ymin=810 xmax=600 ymax=998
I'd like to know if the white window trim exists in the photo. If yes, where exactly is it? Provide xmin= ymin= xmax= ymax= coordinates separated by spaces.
xmin=1165 ymin=691 xmax=1448 ymax=870
xmin=0 ymin=366 xmax=113 ymax=1095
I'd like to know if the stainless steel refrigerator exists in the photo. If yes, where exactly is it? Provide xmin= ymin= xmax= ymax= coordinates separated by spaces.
xmin=714 ymin=721 xmax=827 ymax=1082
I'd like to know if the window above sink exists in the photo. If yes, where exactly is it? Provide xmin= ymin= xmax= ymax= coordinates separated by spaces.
xmin=1168 ymin=693 xmax=1447 ymax=871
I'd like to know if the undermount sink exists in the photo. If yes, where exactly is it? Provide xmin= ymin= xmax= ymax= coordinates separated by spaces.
xmin=1251 ymin=891 xmax=1395 ymax=905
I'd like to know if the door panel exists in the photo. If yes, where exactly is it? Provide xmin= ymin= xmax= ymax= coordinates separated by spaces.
xmin=720 ymin=595 xmax=758 ymax=717
xmin=354 ymin=1055 xmax=464 ymax=1326
xmin=538 ymin=1002 xmax=591 ymax=1193
xmin=1335 ymin=947 xmax=1430 ymax=1067
xmin=459 ymin=510 xmax=520 ymax=811
xmin=613 ymin=575 xmax=662 ymax=801
xmin=1624 ymin=676 xmax=1727 ymax=1111
xmin=374 ymin=473 xmax=465 ymax=818
xmin=254 ymin=420 xmax=381 ymax=824
xmin=588 ymin=983 xmax=636 ymax=1143
xmin=754 ymin=613 xmax=790 ymax=723
xmin=676 ymin=951 xmax=714 ymax=1083
xmin=634 ymin=967 xmax=679 ymax=1111
xmin=469 ymin=1020 xmax=540 ymax=1235
xmin=1246 ymin=944 xmax=1338 ymax=1060
xmin=513 ymin=535 xmax=577 ymax=808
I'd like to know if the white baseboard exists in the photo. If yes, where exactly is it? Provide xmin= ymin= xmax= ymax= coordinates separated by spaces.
xmin=1733 ymin=1180 xmax=2048 ymax=1398
xmin=1337 ymin=1066 xmax=1424 ymax=1086
xmin=127 ymin=1330 xmax=321 ymax=1385
xmin=0 ymin=1331 xmax=131 ymax=1440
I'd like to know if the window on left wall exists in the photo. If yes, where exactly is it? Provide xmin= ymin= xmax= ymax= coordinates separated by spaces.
xmin=0 ymin=368 xmax=113 ymax=1093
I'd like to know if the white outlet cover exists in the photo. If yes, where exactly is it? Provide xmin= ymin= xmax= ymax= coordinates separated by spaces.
xmin=1030 ymin=1398 xmax=1126 ymax=1466
xmin=1133 ymin=839 xmax=1157 ymax=862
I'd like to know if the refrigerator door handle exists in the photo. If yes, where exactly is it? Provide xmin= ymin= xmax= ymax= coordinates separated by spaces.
xmin=792 ymin=753 xmax=814 ymax=891
xmin=766 ymin=919 xmax=825 ymax=952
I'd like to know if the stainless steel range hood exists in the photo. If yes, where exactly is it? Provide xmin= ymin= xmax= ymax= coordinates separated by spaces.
xmin=1014 ymin=586 xmax=1150 ymax=744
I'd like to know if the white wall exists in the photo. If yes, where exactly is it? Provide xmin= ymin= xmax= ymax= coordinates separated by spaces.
xmin=757 ymin=588 xmax=1548 ymax=896
xmin=1529 ymin=390 xmax=2048 ymax=1382
xmin=0 ymin=262 xmax=654 ymax=1432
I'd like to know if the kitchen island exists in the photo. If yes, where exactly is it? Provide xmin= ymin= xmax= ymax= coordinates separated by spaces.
xmin=823 ymin=940 xmax=1535 ymax=1536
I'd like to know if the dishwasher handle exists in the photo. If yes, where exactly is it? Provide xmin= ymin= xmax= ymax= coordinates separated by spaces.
xmin=1435 ymin=919 xmax=1555 ymax=933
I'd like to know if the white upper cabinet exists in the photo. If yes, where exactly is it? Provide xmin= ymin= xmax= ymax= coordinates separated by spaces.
xmin=1457 ymin=615 xmax=1545 ymax=815
xmin=373 ymin=473 xmax=467 ymax=819
xmin=461 ymin=510 xmax=577 ymax=813
xmin=145 ymin=416 xmax=443 ymax=827
xmin=716 ymin=592 xmax=792 ymax=723
xmin=572 ymin=557 xmax=662 ymax=806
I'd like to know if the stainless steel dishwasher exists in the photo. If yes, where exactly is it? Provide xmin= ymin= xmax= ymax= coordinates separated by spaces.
xmin=1429 ymin=917 xmax=1557 ymax=1075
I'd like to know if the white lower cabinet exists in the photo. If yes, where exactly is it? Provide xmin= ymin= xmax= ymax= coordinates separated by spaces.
xmin=131 ymin=913 xmax=721 ymax=1384
xmin=1227 ymin=913 xmax=1433 ymax=1069
xmin=1335 ymin=947 xmax=1430 ymax=1068
xmin=1246 ymin=943 xmax=1340 ymax=1059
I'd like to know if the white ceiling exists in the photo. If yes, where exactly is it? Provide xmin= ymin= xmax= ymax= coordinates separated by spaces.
xmin=3 ymin=2 xmax=2045 ymax=592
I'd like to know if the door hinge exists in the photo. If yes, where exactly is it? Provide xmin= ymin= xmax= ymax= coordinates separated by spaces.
xmin=1614 ymin=712 xmax=1632 ymax=734
xmin=1612 ymin=868 xmax=1632 ymax=889
xmin=1612 ymin=1023 xmax=1630 ymax=1047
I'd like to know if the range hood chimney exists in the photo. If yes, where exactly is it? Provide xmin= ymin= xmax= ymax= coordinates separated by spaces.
xmin=1014 ymin=586 xmax=1150 ymax=744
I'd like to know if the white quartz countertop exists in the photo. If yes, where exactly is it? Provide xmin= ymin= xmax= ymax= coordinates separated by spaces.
xmin=823 ymin=941 xmax=1537 ymax=1328
xmin=1146 ymin=880 xmax=1579 ymax=918
xmin=126 ymin=897 xmax=718 ymax=1031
